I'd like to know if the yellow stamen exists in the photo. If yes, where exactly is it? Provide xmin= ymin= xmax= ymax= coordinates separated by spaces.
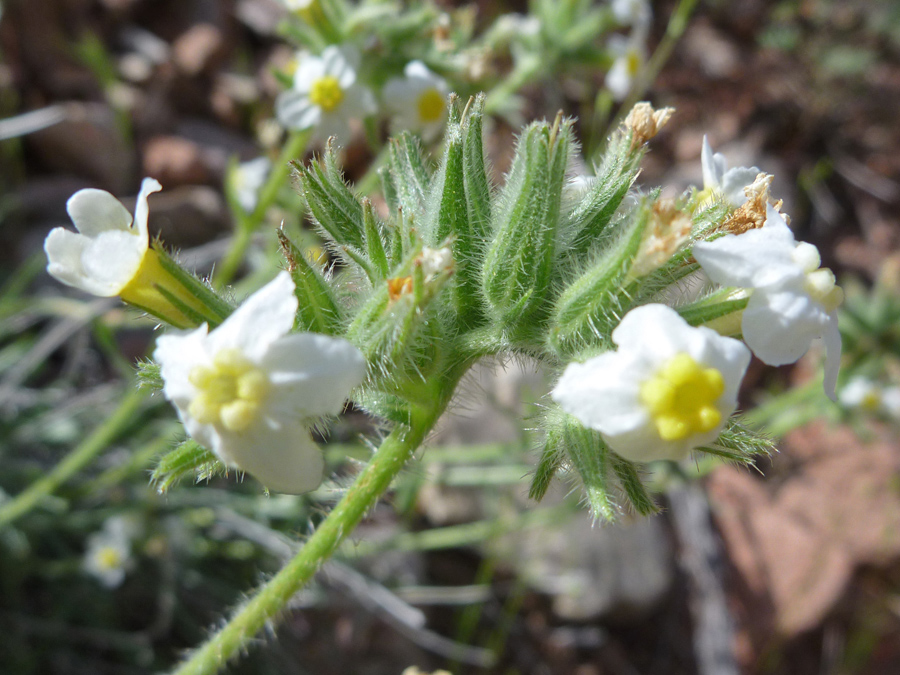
xmin=188 ymin=348 xmax=270 ymax=432
xmin=309 ymin=75 xmax=344 ymax=113
xmin=417 ymin=88 xmax=445 ymax=124
xmin=97 ymin=547 xmax=123 ymax=570
xmin=640 ymin=353 xmax=725 ymax=441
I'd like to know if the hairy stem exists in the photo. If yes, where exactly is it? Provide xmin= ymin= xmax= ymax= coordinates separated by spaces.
xmin=0 ymin=386 xmax=150 ymax=528
xmin=170 ymin=365 xmax=468 ymax=675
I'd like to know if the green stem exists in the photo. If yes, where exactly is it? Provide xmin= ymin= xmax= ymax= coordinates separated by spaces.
xmin=170 ymin=369 xmax=467 ymax=675
xmin=0 ymin=386 xmax=150 ymax=528
xmin=215 ymin=130 xmax=311 ymax=287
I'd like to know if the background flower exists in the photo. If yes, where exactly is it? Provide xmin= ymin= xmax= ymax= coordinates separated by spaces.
xmin=275 ymin=46 xmax=377 ymax=143
xmin=382 ymin=61 xmax=450 ymax=140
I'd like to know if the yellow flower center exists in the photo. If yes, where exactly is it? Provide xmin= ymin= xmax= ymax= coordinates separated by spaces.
xmin=417 ymin=88 xmax=445 ymax=124
xmin=626 ymin=49 xmax=642 ymax=76
xmin=97 ymin=546 xmax=123 ymax=571
xmin=309 ymin=75 xmax=344 ymax=113
xmin=188 ymin=349 xmax=270 ymax=432
xmin=639 ymin=353 xmax=725 ymax=441
xmin=861 ymin=390 xmax=882 ymax=412
xmin=793 ymin=242 xmax=843 ymax=312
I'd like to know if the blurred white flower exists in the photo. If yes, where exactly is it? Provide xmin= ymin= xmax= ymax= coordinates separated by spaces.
xmin=154 ymin=272 xmax=367 ymax=494
xmin=382 ymin=61 xmax=450 ymax=140
xmin=552 ymin=304 xmax=750 ymax=462
xmin=700 ymin=136 xmax=762 ymax=207
xmin=693 ymin=204 xmax=843 ymax=399
xmin=606 ymin=32 xmax=645 ymax=101
xmin=232 ymin=157 xmax=271 ymax=213
xmin=44 ymin=178 xmax=161 ymax=296
xmin=611 ymin=0 xmax=651 ymax=28
xmin=839 ymin=377 xmax=900 ymax=418
xmin=275 ymin=46 xmax=377 ymax=143
xmin=83 ymin=516 xmax=138 ymax=589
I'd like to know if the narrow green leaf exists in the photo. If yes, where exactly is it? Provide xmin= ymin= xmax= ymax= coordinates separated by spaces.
xmin=277 ymin=229 xmax=342 ymax=334
xmin=388 ymin=132 xmax=432 ymax=214
xmin=151 ymin=440 xmax=222 ymax=494
xmin=363 ymin=199 xmax=390 ymax=278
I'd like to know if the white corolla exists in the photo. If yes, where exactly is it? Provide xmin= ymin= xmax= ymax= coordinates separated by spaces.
xmin=552 ymin=304 xmax=750 ymax=463
xmin=276 ymin=45 xmax=377 ymax=143
xmin=693 ymin=204 xmax=843 ymax=399
xmin=154 ymin=272 xmax=367 ymax=494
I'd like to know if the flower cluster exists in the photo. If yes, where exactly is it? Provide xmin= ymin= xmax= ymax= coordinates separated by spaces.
xmin=551 ymin=134 xmax=843 ymax=467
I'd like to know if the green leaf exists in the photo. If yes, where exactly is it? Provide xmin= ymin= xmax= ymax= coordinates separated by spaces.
xmin=483 ymin=118 xmax=571 ymax=330
xmin=548 ymin=202 xmax=649 ymax=357
xmin=387 ymin=132 xmax=432 ymax=215
xmin=151 ymin=440 xmax=223 ymax=494
xmin=363 ymin=199 xmax=390 ymax=279
xmin=296 ymin=145 xmax=366 ymax=251
xmin=564 ymin=128 xmax=642 ymax=260
xmin=277 ymin=229 xmax=343 ymax=335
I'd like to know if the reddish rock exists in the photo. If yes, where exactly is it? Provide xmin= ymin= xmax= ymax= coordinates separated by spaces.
xmin=708 ymin=422 xmax=900 ymax=654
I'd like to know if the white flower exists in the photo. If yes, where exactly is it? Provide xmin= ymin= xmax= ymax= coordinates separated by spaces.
xmin=44 ymin=178 xmax=161 ymax=296
xmin=839 ymin=377 xmax=900 ymax=419
xmin=275 ymin=46 xmax=377 ymax=143
xmin=232 ymin=157 xmax=271 ymax=213
xmin=606 ymin=33 xmax=645 ymax=101
xmin=154 ymin=272 xmax=367 ymax=494
xmin=552 ymin=304 xmax=750 ymax=462
xmin=83 ymin=516 xmax=137 ymax=589
xmin=693 ymin=204 xmax=843 ymax=399
xmin=382 ymin=61 xmax=450 ymax=140
xmin=700 ymin=136 xmax=762 ymax=207
xmin=611 ymin=0 xmax=651 ymax=28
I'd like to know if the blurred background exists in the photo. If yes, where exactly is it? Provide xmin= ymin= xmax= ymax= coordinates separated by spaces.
xmin=2 ymin=0 xmax=900 ymax=673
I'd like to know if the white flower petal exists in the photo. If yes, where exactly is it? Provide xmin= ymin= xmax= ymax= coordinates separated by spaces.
xmin=741 ymin=287 xmax=827 ymax=366
xmin=701 ymin=135 xmax=727 ymax=190
xmin=552 ymin=351 xmax=650 ymax=435
xmin=276 ymin=90 xmax=321 ymax=130
xmin=44 ymin=227 xmax=89 ymax=290
xmin=821 ymin=312 xmax=841 ymax=402
xmin=81 ymin=230 xmax=147 ymax=295
xmin=216 ymin=420 xmax=325 ymax=495
xmin=208 ymin=272 xmax=297 ymax=361
xmin=611 ymin=304 xmax=700 ymax=362
xmin=721 ymin=166 xmax=762 ymax=206
xmin=693 ymin=225 xmax=800 ymax=289
xmin=134 ymin=178 xmax=162 ymax=240
xmin=293 ymin=57 xmax=326 ymax=91
xmin=881 ymin=387 xmax=900 ymax=418
xmin=155 ymin=324 xmax=212 ymax=403
xmin=263 ymin=333 xmax=367 ymax=418
xmin=66 ymin=188 xmax=133 ymax=237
